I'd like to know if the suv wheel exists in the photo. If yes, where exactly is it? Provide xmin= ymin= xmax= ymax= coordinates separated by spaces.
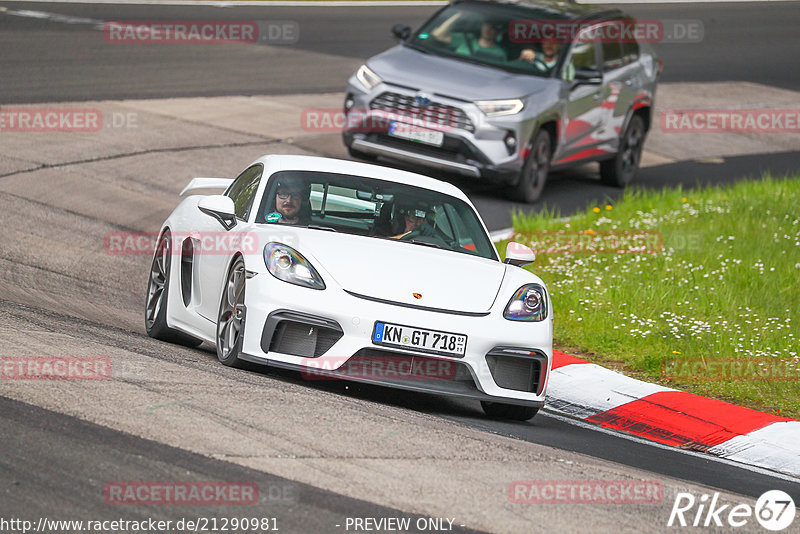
xmin=600 ymin=114 xmax=644 ymax=187
xmin=513 ymin=129 xmax=551 ymax=203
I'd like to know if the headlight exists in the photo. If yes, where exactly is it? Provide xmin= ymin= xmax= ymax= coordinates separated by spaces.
xmin=504 ymin=284 xmax=547 ymax=321
xmin=475 ymin=99 xmax=524 ymax=117
xmin=355 ymin=64 xmax=382 ymax=91
xmin=264 ymin=243 xmax=325 ymax=290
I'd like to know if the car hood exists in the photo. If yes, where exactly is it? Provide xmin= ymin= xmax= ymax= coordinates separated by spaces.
xmin=298 ymin=231 xmax=506 ymax=314
xmin=368 ymin=45 xmax=552 ymax=101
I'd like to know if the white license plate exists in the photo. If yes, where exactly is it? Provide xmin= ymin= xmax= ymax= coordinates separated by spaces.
xmin=387 ymin=121 xmax=444 ymax=147
xmin=372 ymin=321 xmax=467 ymax=357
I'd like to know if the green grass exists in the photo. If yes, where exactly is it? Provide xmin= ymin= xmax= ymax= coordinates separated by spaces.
xmin=507 ymin=175 xmax=800 ymax=418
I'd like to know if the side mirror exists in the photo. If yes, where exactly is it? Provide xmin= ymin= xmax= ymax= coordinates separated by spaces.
xmin=391 ymin=24 xmax=411 ymax=41
xmin=504 ymin=241 xmax=536 ymax=267
xmin=572 ymin=67 xmax=603 ymax=87
xmin=198 ymin=195 xmax=237 ymax=230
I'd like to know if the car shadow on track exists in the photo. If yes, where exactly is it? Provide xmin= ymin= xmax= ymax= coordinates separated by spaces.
xmin=194 ymin=344 xmax=506 ymax=423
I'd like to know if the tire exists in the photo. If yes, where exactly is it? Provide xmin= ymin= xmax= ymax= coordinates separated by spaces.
xmin=216 ymin=256 xmax=246 ymax=368
xmin=512 ymin=129 xmax=551 ymax=203
xmin=347 ymin=146 xmax=378 ymax=163
xmin=145 ymin=231 xmax=203 ymax=347
xmin=600 ymin=114 xmax=645 ymax=187
xmin=481 ymin=401 xmax=539 ymax=421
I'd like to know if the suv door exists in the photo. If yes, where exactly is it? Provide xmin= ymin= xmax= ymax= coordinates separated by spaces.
xmin=597 ymin=20 xmax=643 ymax=149
xmin=556 ymin=38 xmax=606 ymax=164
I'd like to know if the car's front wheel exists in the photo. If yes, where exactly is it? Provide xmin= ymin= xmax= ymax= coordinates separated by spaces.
xmin=145 ymin=231 xmax=203 ymax=347
xmin=216 ymin=256 xmax=246 ymax=367
xmin=512 ymin=129 xmax=551 ymax=203
xmin=481 ymin=401 xmax=539 ymax=421
xmin=600 ymin=114 xmax=645 ymax=187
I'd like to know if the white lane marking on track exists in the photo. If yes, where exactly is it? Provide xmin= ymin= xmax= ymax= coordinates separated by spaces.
xmin=5 ymin=8 xmax=105 ymax=26
xmin=541 ymin=410 xmax=800 ymax=484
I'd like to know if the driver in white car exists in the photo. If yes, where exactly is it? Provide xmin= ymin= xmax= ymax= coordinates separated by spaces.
xmin=391 ymin=201 xmax=436 ymax=239
xmin=264 ymin=176 xmax=311 ymax=225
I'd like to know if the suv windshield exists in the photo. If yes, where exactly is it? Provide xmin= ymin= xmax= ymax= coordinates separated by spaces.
xmin=409 ymin=2 xmax=570 ymax=77
xmin=256 ymin=171 xmax=498 ymax=261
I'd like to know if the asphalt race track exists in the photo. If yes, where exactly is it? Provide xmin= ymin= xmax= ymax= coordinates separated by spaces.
xmin=1 ymin=1 xmax=800 ymax=533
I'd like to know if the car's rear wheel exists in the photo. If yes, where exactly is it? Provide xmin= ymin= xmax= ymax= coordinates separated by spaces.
xmin=512 ymin=129 xmax=551 ymax=203
xmin=481 ymin=401 xmax=539 ymax=421
xmin=600 ymin=114 xmax=645 ymax=187
xmin=216 ymin=256 xmax=246 ymax=367
xmin=145 ymin=231 xmax=203 ymax=347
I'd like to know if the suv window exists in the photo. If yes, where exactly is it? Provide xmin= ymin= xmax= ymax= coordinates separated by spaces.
xmin=622 ymin=40 xmax=639 ymax=64
xmin=602 ymin=40 xmax=624 ymax=71
xmin=226 ymin=164 xmax=263 ymax=220
xmin=563 ymin=40 xmax=598 ymax=81
xmin=408 ymin=2 xmax=570 ymax=77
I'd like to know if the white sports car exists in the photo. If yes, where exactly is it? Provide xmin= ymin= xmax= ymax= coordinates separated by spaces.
xmin=145 ymin=155 xmax=552 ymax=420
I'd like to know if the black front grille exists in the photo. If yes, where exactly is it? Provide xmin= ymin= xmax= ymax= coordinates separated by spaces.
xmin=485 ymin=349 xmax=547 ymax=394
xmin=338 ymin=348 xmax=478 ymax=389
xmin=370 ymin=92 xmax=475 ymax=133
xmin=261 ymin=310 xmax=343 ymax=358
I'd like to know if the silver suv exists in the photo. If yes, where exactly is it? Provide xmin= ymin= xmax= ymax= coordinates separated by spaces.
xmin=343 ymin=0 xmax=661 ymax=202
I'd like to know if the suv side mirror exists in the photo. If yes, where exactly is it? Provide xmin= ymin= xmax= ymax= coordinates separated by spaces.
xmin=391 ymin=24 xmax=411 ymax=41
xmin=503 ymin=242 xmax=536 ymax=267
xmin=198 ymin=195 xmax=237 ymax=230
xmin=572 ymin=67 xmax=603 ymax=87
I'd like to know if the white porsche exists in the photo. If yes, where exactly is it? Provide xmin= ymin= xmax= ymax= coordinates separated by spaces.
xmin=145 ymin=155 xmax=552 ymax=420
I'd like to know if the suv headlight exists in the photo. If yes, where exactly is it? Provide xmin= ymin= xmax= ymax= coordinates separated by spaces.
xmin=475 ymin=99 xmax=524 ymax=117
xmin=264 ymin=243 xmax=325 ymax=290
xmin=504 ymin=284 xmax=547 ymax=321
xmin=356 ymin=64 xmax=382 ymax=91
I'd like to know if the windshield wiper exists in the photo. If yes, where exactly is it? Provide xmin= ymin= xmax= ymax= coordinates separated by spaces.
xmin=306 ymin=225 xmax=338 ymax=232
xmin=407 ymin=239 xmax=448 ymax=251
xmin=405 ymin=42 xmax=431 ymax=55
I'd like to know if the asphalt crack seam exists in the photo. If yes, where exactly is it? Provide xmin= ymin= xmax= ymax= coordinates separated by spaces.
xmin=0 ymin=138 xmax=282 ymax=180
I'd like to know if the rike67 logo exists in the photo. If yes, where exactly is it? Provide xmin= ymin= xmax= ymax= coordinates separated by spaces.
xmin=668 ymin=490 xmax=796 ymax=531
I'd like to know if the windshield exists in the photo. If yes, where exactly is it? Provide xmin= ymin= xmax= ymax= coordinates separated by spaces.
xmin=409 ymin=2 xmax=570 ymax=77
xmin=256 ymin=171 xmax=498 ymax=261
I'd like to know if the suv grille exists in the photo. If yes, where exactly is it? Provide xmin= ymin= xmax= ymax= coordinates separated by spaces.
xmin=370 ymin=92 xmax=475 ymax=133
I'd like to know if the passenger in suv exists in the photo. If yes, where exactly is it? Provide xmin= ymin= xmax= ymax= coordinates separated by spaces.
xmin=342 ymin=0 xmax=661 ymax=202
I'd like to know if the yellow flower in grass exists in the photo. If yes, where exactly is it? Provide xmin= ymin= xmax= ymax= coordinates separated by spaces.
xmin=584 ymin=229 xmax=596 ymax=235
xmin=681 ymin=197 xmax=688 ymax=202
xmin=593 ymin=207 xmax=601 ymax=213
xmin=605 ymin=204 xmax=613 ymax=210
xmin=672 ymin=351 xmax=681 ymax=355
